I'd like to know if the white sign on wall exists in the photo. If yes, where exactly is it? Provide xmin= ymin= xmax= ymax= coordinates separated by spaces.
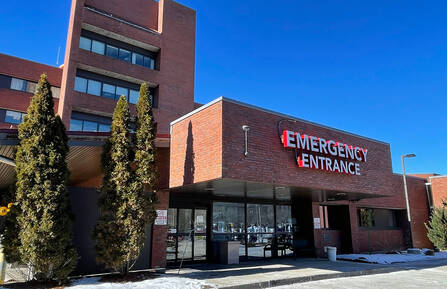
xmin=313 ymin=217 xmax=321 ymax=229
xmin=154 ymin=210 xmax=168 ymax=225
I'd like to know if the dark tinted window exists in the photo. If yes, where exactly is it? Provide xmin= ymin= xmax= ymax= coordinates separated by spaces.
xmin=106 ymin=45 xmax=119 ymax=59
xmin=358 ymin=208 xmax=400 ymax=228
xmin=119 ymin=48 xmax=131 ymax=62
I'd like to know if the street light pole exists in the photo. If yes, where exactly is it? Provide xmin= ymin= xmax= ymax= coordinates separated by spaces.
xmin=401 ymin=153 xmax=416 ymax=248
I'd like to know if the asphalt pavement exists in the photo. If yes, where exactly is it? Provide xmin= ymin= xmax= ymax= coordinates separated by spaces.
xmin=271 ymin=259 xmax=447 ymax=289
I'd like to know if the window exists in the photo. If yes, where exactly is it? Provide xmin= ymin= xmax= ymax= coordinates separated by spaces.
xmin=79 ymin=37 xmax=92 ymax=50
xmin=69 ymin=119 xmax=83 ymax=131
xmin=27 ymin=81 xmax=37 ymax=94
xmin=75 ymin=70 xmax=155 ymax=106
xmin=51 ymin=87 xmax=61 ymax=98
xmin=247 ymin=204 xmax=274 ymax=233
xmin=5 ymin=110 xmax=25 ymax=124
xmin=10 ymin=78 xmax=27 ymax=91
xmin=70 ymin=118 xmax=111 ymax=132
xmin=102 ymin=83 xmax=116 ymax=99
xmin=213 ymin=202 xmax=245 ymax=233
xmin=98 ymin=123 xmax=111 ymax=132
xmin=144 ymin=56 xmax=155 ymax=69
xmin=116 ymin=86 xmax=128 ymax=99
xmin=79 ymin=33 xmax=156 ymax=70
xmin=276 ymin=205 xmax=292 ymax=233
xmin=129 ymin=89 xmax=139 ymax=104
xmin=119 ymin=48 xmax=131 ymax=62
xmin=83 ymin=121 xmax=98 ymax=132
xmin=74 ymin=77 xmax=88 ymax=93
xmin=358 ymin=208 xmax=401 ymax=229
xmin=106 ymin=45 xmax=119 ymax=59
xmin=87 ymin=80 xmax=101 ymax=96
xmin=132 ymin=53 xmax=144 ymax=66
xmin=92 ymin=40 xmax=105 ymax=55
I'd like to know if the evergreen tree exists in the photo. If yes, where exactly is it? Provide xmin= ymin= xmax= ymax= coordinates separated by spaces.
xmin=15 ymin=74 xmax=77 ymax=281
xmin=94 ymin=96 xmax=135 ymax=273
xmin=425 ymin=201 xmax=447 ymax=250
xmin=135 ymin=82 xmax=158 ymax=208
xmin=93 ymin=138 xmax=127 ymax=271
xmin=130 ymin=82 xmax=158 ymax=263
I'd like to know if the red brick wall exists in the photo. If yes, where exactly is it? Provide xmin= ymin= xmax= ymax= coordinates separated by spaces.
xmin=221 ymin=100 xmax=394 ymax=196
xmin=0 ymin=90 xmax=59 ymax=114
xmin=59 ymin=0 xmax=196 ymax=135
xmin=170 ymin=101 xmax=223 ymax=188
xmin=0 ymin=53 xmax=62 ymax=124
xmin=0 ymin=53 xmax=62 ymax=86
xmin=170 ymin=98 xmax=432 ymax=253
xmin=85 ymin=0 xmax=159 ymax=31
xmin=430 ymin=176 xmax=447 ymax=208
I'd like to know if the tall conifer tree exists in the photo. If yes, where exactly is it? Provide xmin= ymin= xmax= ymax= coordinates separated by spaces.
xmin=15 ymin=74 xmax=77 ymax=281
xmin=94 ymin=96 xmax=135 ymax=273
xmin=131 ymin=82 xmax=158 ymax=261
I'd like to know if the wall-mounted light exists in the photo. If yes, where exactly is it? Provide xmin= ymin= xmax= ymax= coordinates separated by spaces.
xmin=242 ymin=125 xmax=250 ymax=157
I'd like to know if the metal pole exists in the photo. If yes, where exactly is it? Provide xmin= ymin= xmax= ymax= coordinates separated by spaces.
xmin=401 ymin=156 xmax=413 ymax=248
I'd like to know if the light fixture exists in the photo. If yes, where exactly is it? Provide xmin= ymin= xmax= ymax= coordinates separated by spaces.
xmin=403 ymin=154 xmax=416 ymax=158
xmin=242 ymin=125 xmax=250 ymax=157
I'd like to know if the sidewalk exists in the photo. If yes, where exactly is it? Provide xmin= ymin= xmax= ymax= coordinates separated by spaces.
xmin=166 ymin=258 xmax=447 ymax=289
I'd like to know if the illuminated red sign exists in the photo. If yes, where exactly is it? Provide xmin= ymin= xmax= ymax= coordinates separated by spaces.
xmin=282 ymin=130 xmax=368 ymax=176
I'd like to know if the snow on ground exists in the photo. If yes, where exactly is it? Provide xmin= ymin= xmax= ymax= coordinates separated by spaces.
xmin=69 ymin=276 xmax=216 ymax=289
xmin=338 ymin=251 xmax=447 ymax=264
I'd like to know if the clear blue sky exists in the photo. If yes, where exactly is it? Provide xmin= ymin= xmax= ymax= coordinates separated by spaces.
xmin=0 ymin=0 xmax=446 ymax=175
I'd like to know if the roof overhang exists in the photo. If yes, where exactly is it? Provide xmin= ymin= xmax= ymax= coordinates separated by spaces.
xmin=0 ymin=129 xmax=170 ymax=189
xmin=169 ymin=178 xmax=386 ymax=202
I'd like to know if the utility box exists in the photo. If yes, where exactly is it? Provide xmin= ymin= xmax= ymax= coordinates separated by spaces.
xmin=214 ymin=241 xmax=240 ymax=265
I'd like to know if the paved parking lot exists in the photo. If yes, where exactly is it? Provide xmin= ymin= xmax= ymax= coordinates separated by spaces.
xmin=272 ymin=262 xmax=447 ymax=289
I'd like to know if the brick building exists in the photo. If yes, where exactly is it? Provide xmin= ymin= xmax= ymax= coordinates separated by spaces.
xmin=0 ymin=0 xmax=439 ymax=275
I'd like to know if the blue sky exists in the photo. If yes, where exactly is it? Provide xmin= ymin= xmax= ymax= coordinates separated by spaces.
xmin=0 ymin=0 xmax=446 ymax=175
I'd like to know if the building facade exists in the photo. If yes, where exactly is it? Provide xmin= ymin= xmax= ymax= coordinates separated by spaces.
xmin=0 ymin=0 xmax=439 ymax=275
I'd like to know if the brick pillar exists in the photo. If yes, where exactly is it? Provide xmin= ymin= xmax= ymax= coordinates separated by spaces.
xmin=151 ymin=190 xmax=170 ymax=269
xmin=348 ymin=202 xmax=360 ymax=253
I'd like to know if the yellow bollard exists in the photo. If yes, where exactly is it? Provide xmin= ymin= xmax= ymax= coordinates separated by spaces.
xmin=0 ymin=244 xmax=5 ymax=284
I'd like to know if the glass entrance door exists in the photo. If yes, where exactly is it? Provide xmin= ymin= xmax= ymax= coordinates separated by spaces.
xmin=167 ymin=208 xmax=207 ymax=263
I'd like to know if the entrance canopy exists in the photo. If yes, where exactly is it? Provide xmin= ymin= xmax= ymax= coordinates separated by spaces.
xmin=0 ymin=129 xmax=170 ymax=189
xmin=170 ymin=178 xmax=385 ymax=202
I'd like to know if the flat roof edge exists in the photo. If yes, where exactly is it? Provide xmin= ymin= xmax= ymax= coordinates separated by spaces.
xmin=429 ymin=175 xmax=447 ymax=179
xmin=170 ymin=96 xmax=223 ymax=129
xmin=172 ymin=96 xmax=390 ymax=146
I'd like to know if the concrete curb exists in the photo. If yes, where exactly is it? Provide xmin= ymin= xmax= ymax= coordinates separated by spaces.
xmin=218 ymin=267 xmax=403 ymax=289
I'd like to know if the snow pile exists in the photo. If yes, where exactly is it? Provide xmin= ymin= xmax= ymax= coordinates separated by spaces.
xmin=69 ymin=276 xmax=215 ymax=289
xmin=338 ymin=251 xmax=447 ymax=264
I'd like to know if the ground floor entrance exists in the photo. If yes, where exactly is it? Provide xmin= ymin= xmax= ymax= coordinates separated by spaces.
xmin=167 ymin=190 xmax=316 ymax=265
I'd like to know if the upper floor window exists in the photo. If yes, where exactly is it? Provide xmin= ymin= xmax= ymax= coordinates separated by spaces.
xmin=79 ymin=31 xmax=156 ymax=70
xmin=7 ymin=76 xmax=60 ymax=98
xmin=70 ymin=111 xmax=112 ymax=132
xmin=4 ymin=110 xmax=26 ymax=124
xmin=74 ymin=70 xmax=155 ymax=106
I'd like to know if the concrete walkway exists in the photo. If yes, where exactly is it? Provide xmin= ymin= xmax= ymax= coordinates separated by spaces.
xmin=166 ymin=258 xmax=424 ymax=289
